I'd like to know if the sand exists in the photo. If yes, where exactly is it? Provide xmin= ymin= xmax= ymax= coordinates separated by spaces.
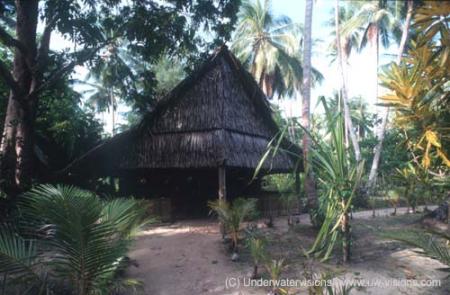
xmin=125 ymin=206 xmax=449 ymax=295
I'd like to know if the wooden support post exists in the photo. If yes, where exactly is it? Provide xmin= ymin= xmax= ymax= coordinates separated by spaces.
xmin=218 ymin=165 xmax=227 ymax=239
xmin=218 ymin=165 xmax=226 ymax=201
xmin=295 ymin=172 xmax=301 ymax=195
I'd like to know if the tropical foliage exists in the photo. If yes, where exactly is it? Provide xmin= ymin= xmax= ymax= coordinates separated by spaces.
xmin=394 ymin=163 xmax=418 ymax=213
xmin=0 ymin=184 xmax=149 ymax=294
xmin=246 ymin=237 xmax=267 ymax=278
xmin=306 ymin=98 xmax=364 ymax=262
xmin=0 ymin=1 xmax=449 ymax=293
xmin=208 ymin=198 xmax=258 ymax=252
xmin=383 ymin=229 xmax=450 ymax=273
xmin=349 ymin=0 xmax=402 ymax=52
xmin=264 ymin=258 xmax=288 ymax=294
xmin=231 ymin=0 xmax=322 ymax=98
xmin=257 ymin=97 xmax=364 ymax=262
xmin=379 ymin=2 xmax=450 ymax=170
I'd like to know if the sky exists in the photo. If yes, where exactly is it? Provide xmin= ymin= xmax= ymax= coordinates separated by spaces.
xmin=46 ymin=0 xmax=399 ymax=133
xmin=271 ymin=0 xmax=397 ymax=118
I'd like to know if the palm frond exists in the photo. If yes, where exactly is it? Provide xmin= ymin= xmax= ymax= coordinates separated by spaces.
xmin=16 ymin=184 xmax=148 ymax=294
xmin=382 ymin=229 xmax=450 ymax=272
xmin=0 ymin=226 xmax=47 ymax=292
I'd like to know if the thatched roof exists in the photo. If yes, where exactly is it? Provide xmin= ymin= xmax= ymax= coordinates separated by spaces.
xmin=65 ymin=46 xmax=301 ymax=176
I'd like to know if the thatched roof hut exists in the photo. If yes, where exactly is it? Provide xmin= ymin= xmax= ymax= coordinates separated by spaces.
xmin=65 ymin=46 xmax=301 ymax=213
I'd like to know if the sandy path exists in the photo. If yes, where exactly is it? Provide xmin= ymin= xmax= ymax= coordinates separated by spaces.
xmin=126 ymin=220 xmax=260 ymax=295
xmin=126 ymin=206 xmax=446 ymax=295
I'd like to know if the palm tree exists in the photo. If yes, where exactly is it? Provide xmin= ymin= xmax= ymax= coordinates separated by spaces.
xmin=367 ymin=0 xmax=414 ymax=190
xmin=348 ymin=97 xmax=374 ymax=140
xmin=327 ymin=3 xmax=364 ymax=149
xmin=302 ymin=0 xmax=319 ymax=225
xmin=342 ymin=0 xmax=413 ymax=190
xmin=342 ymin=0 xmax=402 ymax=121
xmin=80 ymin=29 xmax=137 ymax=135
xmin=350 ymin=0 xmax=403 ymax=75
xmin=152 ymin=54 xmax=186 ymax=99
xmin=335 ymin=0 xmax=362 ymax=162
xmin=327 ymin=3 xmax=362 ymax=73
xmin=0 ymin=184 xmax=148 ymax=294
xmin=80 ymin=80 xmax=120 ymax=135
xmin=247 ymin=238 xmax=266 ymax=278
xmin=208 ymin=198 xmax=257 ymax=253
xmin=231 ymin=0 xmax=322 ymax=99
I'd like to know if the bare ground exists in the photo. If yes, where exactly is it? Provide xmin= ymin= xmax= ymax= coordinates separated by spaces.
xmin=125 ymin=206 xmax=449 ymax=295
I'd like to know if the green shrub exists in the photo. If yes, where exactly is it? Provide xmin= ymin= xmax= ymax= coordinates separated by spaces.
xmin=208 ymin=197 xmax=257 ymax=252
xmin=0 ymin=184 xmax=149 ymax=295
xmin=246 ymin=237 xmax=267 ymax=278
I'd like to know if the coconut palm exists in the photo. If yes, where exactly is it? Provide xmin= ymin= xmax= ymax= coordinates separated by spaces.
xmin=327 ymin=2 xmax=365 ymax=155
xmin=351 ymin=1 xmax=403 ymax=53
xmin=366 ymin=0 xmax=415 ymax=190
xmin=327 ymin=3 xmax=362 ymax=68
xmin=302 ymin=0 xmax=319 ymax=226
xmin=335 ymin=0 xmax=362 ymax=162
xmin=348 ymin=97 xmax=374 ymax=140
xmin=80 ymin=28 xmax=137 ymax=135
xmin=152 ymin=54 xmax=186 ymax=99
xmin=340 ymin=0 xmax=402 ymax=123
xmin=80 ymin=80 xmax=120 ymax=135
xmin=231 ymin=0 xmax=322 ymax=99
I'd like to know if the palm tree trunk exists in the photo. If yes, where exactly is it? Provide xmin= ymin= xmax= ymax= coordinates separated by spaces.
xmin=367 ymin=1 xmax=414 ymax=190
xmin=302 ymin=0 xmax=318 ymax=226
xmin=335 ymin=0 xmax=361 ymax=162
xmin=110 ymin=90 xmax=116 ymax=135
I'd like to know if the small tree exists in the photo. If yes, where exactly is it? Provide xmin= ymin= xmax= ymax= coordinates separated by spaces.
xmin=208 ymin=198 xmax=257 ymax=253
xmin=0 ymin=184 xmax=149 ymax=294
xmin=307 ymin=98 xmax=364 ymax=263
xmin=256 ymin=97 xmax=364 ymax=263
xmin=264 ymin=258 xmax=287 ymax=295
xmin=246 ymin=237 xmax=267 ymax=279
xmin=395 ymin=164 xmax=417 ymax=213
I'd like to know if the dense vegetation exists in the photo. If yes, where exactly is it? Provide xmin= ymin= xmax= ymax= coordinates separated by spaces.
xmin=0 ymin=184 xmax=149 ymax=294
xmin=0 ymin=0 xmax=448 ymax=294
